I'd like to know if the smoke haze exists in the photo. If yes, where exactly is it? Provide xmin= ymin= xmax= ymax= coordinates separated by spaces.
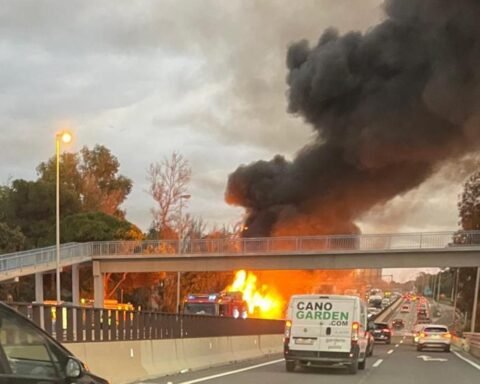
xmin=226 ymin=0 xmax=480 ymax=236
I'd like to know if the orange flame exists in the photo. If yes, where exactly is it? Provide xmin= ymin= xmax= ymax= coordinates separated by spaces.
xmin=226 ymin=270 xmax=284 ymax=319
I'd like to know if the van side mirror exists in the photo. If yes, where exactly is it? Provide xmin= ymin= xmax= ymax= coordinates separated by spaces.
xmin=66 ymin=358 xmax=83 ymax=378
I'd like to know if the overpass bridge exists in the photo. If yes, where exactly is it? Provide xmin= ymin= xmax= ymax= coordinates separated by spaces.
xmin=1 ymin=230 xmax=480 ymax=307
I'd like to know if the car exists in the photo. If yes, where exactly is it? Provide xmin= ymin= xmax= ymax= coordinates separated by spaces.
xmin=370 ymin=322 xmax=391 ymax=344
xmin=391 ymin=319 xmax=405 ymax=329
xmin=0 ymin=302 xmax=109 ymax=384
xmin=417 ymin=324 xmax=451 ymax=352
xmin=400 ymin=304 xmax=410 ymax=313
xmin=381 ymin=298 xmax=390 ymax=308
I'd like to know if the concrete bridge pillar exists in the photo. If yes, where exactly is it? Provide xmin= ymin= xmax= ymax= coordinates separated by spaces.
xmin=72 ymin=263 xmax=80 ymax=306
xmin=35 ymin=273 xmax=44 ymax=303
xmin=93 ymin=261 xmax=104 ymax=308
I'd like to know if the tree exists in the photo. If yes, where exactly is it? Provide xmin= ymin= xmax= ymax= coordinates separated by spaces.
xmin=459 ymin=171 xmax=480 ymax=230
xmin=147 ymin=152 xmax=192 ymax=238
xmin=37 ymin=145 xmax=132 ymax=218
xmin=61 ymin=211 xmax=143 ymax=242
xmin=0 ymin=222 xmax=26 ymax=253
xmin=457 ymin=172 xmax=480 ymax=332
xmin=2 ymin=180 xmax=81 ymax=247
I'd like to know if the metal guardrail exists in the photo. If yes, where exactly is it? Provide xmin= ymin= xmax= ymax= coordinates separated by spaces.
xmin=10 ymin=303 xmax=285 ymax=343
xmin=1 ymin=230 xmax=480 ymax=277
xmin=464 ymin=333 xmax=480 ymax=348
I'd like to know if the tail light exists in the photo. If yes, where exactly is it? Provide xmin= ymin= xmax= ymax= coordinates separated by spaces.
xmin=284 ymin=320 xmax=292 ymax=338
xmin=352 ymin=322 xmax=360 ymax=341
xmin=383 ymin=329 xmax=391 ymax=333
xmin=420 ymin=332 xmax=426 ymax=338
xmin=443 ymin=332 xmax=451 ymax=339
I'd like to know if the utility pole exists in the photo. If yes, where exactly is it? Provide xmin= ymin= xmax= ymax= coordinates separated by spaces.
xmin=471 ymin=267 xmax=480 ymax=333
xmin=452 ymin=268 xmax=459 ymax=325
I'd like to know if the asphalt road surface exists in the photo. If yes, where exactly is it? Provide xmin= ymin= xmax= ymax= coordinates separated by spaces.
xmin=139 ymin=300 xmax=480 ymax=384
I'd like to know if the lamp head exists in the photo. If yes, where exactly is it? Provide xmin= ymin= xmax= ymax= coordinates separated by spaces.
xmin=60 ymin=131 xmax=72 ymax=143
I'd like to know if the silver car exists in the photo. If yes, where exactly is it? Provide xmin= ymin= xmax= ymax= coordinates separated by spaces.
xmin=416 ymin=324 xmax=451 ymax=352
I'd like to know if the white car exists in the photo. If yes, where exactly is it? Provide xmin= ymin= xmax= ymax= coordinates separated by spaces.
xmin=417 ymin=324 xmax=451 ymax=352
xmin=400 ymin=304 xmax=410 ymax=313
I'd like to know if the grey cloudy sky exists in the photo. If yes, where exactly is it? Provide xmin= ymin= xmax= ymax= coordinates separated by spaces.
xmin=0 ymin=0 xmax=467 ymax=252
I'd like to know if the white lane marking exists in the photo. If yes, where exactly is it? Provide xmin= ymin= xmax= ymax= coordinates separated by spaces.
xmin=453 ymin=351 xmax=480 ymax=371
xmin=176 ymin=359 xmax=284 ymax=384
xmin=372 ymin=359 xmax=383 ymax=367
xmin=417 ymin=355 xmax=448 ymax=362
xmin=395 ymin=344 xmax=399 ymax=348
xmin=387 ymin=349 xmax=394 ymax=354
xmin=400 ymin=340 xmax=404 ymax=344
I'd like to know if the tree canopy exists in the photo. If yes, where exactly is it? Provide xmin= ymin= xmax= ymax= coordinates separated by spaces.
xmin=61 ymin=211 xmax=143 ymax=242
xmin=37 ymin=144 xmax=132 ymax=218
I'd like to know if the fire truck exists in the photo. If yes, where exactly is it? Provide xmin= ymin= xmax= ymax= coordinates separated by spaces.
xmin=183 ymin=291 xmax=248 ymax=319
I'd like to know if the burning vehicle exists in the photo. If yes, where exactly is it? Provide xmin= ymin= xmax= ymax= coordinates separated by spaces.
xmin=183 ymin=292 xmax=248 ymax=319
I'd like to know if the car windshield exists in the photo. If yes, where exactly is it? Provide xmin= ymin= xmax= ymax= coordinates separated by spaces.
xmin=374 ymin=324 xmax=389 ymax=330
xmin=424 ymin=327 xmax=448 ymax=333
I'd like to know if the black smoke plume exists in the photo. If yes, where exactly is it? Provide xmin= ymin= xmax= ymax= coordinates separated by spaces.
xmin=226 ymin=0 xmax=480 ymax=237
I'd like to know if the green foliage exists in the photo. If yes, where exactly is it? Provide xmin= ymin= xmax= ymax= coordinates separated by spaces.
xmin=458 ymin=171 xmax=480 ymax=230
xmin=61 ymin=212 xmax=143 ymax=242
xmin=0 ymin=222 xmax=26 ymax=253
xmin=2 ymin=180 xmax=81 ymax=247
xmin=37 ymin=145 xmax=132 ymax=217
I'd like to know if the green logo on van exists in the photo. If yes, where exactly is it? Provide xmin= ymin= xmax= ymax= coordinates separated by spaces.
xmin=295 ymin=301 xmax=349 ymax=322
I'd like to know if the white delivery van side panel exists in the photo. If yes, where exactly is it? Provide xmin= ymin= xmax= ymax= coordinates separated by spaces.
xmin=288 ymin=295 xmax=355 ymax=353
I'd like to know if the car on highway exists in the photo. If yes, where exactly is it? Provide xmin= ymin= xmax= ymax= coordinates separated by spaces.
xmin=381 ymin=298 xmax=390 ymax=308
xmin=417 ymin=324 xmax=451 ymax=352
xmin=391 ymin=319 xmax=405 ymax=330
xmin=400 ymin=304 xmax=410 ymax=313
xmin=0 ymin=302 xmax=109 ymax=384
xmin=370 ymin=322 xmax=391 ymax=344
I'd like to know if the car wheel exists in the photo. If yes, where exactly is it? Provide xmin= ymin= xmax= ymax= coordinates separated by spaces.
xmin=348 ymin=360 xmax=358 ymax=374
xmin=445 ymin=345 xmax=451 ymax=352
xmin=386 ymin=339 xmax=391 ymax=345
xmin=368 ymin=345 xmax=373 ymax=357
xmin=285 ymin=361 xmax=295 ymax=372
xmin=358 ymin=358 xmax=366 ymax=370
xmin=417 ymin=345 xmax=422 ymax=351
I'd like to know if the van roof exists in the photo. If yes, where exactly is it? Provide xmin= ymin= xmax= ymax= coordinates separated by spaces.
xmin=290 ymin=294 xmax=361 ymax=301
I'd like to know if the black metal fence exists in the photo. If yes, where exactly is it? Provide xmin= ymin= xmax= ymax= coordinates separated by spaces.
xmin=10 ymin=303 xmax=285 ymax=343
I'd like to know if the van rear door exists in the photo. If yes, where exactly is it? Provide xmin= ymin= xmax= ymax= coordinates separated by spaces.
xmin=290 ymin=296 xmax=354 ymax=353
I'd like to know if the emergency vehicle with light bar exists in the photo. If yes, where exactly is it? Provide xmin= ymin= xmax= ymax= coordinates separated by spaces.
xmin=183 ymin=291 xmax=248 ymax=319
xmin=284 ymin=294 xmax=369 ymax=374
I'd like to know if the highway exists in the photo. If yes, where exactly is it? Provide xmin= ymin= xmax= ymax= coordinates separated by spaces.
xmin=139 ymin=300 xmax=480 ymax=384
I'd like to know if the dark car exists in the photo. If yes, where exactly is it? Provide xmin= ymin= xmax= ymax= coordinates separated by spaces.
xmin=0 ymin=301 xmax=109 ymax=384
xmin=391 ymin=319 xmax=405 ymax=329
xmin=371 ymin=322 xmax=391 ymax=344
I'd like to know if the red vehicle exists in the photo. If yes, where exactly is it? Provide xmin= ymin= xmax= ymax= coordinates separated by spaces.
xmin=183 ymin=291 xmax=248 ymax=319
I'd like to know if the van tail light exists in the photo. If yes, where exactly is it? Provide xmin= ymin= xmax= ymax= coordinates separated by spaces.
xmin=443 ymin=332 xmax=451 ymax=339
xmin=284 ymin=320 xmax=292 ymax=338
xmin=352 ymin=322 xmax=360 ymax=341
xmin=420 ymin=332 xmax=426 ymax=338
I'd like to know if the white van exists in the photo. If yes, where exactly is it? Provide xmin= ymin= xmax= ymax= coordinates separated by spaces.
xmin=284 ymin=294 xmax=369 ymax=374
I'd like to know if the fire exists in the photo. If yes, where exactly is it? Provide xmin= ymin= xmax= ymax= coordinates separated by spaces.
xmin=227 ymin=270 xmax=284 ymax=319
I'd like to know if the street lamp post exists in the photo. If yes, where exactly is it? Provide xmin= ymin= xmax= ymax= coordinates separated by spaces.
xmin=55 ymin=131 xmax=72 ymax=303
xmin=176 ymin=194 xmax=191 ymax=313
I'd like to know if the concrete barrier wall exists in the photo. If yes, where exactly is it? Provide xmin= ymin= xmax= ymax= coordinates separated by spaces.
xmin=63 ymin=334 xmax=283 ymax=384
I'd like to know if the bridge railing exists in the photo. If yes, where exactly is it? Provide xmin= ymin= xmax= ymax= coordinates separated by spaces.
xmin=0 ymin=243 xmax=91 ymax=274
xmin=10 ymin=302 xmax=285 ymax=343
xmin=91 ymin=230 xmax=480 ymax=257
